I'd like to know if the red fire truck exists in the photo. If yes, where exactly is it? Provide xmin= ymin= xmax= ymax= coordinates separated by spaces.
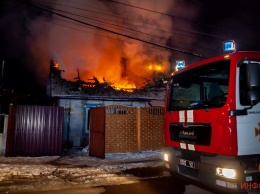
xmin=163 ymin=41 xmax=260 ymax=193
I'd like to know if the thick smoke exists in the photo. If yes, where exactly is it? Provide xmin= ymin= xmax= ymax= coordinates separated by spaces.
xmin=1 ymin=0 xmax=260 ymax=92
xmin=0 ymin=0 xmax=199 ymax=90
xmin=18 ymin=0 xmax=186 ymax=89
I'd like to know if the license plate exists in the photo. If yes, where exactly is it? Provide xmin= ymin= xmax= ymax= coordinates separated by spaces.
xmin=178 ymin=158 xmax=195 ymax=169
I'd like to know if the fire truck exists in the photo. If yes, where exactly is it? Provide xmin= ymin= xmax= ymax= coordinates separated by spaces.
xmin=163 ymin=41 xmax=260 ymax=194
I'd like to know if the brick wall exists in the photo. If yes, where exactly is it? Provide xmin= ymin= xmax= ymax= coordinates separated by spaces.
xmin=139 ymin=107 xmax=165 ymax=151
xmin=105 ymin=105 xmax=165 ymax=153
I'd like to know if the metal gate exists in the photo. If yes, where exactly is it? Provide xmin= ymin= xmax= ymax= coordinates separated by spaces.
xmin=5 ymin=104 xmax=64 ymax=157
xmin=89 ymin=106 xmax=105 ymax=159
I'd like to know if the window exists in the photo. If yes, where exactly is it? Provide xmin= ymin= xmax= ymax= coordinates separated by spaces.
xmin=239 ymin=63 xmax=250 ymax=105
xmin=238 ymin=59 xmax=260 ymax=106
xmin=168 ymin=60 xmax=230 ymax=110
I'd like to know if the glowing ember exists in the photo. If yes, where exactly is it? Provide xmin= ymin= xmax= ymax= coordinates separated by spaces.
xmin=53 ymin=61 xmax=59 ymax=69
xmin=111 ymin=82 xmax=136 ymax=92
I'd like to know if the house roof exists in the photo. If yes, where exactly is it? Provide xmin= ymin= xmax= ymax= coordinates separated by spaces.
xmin=47 ymin=75 xmax=166 ymax=101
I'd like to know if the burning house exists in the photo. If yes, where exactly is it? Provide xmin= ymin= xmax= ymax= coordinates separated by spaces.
xmin=47 ymin=59 xmax=168 ymax=148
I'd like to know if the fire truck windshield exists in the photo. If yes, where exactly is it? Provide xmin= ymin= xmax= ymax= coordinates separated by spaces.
xmin=168 ymin=60 xmax=230 ymax=110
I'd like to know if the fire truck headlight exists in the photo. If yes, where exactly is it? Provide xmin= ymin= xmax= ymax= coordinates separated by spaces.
xmin=164 ymin=153 xmax=169 ymax=162
xmin=216 ymin=167 xmax=237 ymax=179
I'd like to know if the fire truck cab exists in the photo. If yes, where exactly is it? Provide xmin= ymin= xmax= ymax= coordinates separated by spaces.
xmin=163 ymin=41 xmax=260 ymax=193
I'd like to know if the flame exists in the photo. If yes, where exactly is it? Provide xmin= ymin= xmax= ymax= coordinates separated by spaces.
xmin=53 ymin=61 xmax=59 ymax=68
xmin=30 ymin=0 xmax=174 ymax=92
xmin=54 ymin=42 xmax=170 ymax=93
xmin=146 ymin=63 xmax=164 ymax=72
xmin=55 ymin=58 xmax=168 ymax=92
xmin=111 ymin=82 xmax=136 ymax=92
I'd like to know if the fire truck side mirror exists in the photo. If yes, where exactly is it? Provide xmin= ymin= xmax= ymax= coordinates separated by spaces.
xmin=247 ymin=63 xmax=260 ymax=104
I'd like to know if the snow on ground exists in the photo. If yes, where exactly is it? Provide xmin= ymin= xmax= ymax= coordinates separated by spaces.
xmin=0 ymin=148 xmax=167 ymax=193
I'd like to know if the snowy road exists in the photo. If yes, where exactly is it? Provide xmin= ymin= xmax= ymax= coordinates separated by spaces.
xmin=0 ymin=149 xmax=164 ymax=193
xmin=0 ymin=149 xmax=214 ymax=194
xmin=0 ymin=165 xmax=214 ymax=194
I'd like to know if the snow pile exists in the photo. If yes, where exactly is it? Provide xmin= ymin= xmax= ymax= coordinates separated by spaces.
xmin=58 ymin=148 xmax=164 ymax=166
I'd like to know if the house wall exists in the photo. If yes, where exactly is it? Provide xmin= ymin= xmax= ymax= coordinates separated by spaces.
xmin=58 ymin=99 xmax=158 ymax=147
xmin=145 ymin=100 xmax=165 ymax=107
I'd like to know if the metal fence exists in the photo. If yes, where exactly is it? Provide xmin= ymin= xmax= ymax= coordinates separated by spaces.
xmin=5 ymin=104 xmax=64 ymax=157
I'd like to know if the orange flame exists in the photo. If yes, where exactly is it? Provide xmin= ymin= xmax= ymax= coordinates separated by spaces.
xmin=111 ymin=81 xmax=136 ymax=92
xmin=55 ymin=42 xmax=169 ymax=92
xmin=53 ymin=61 xmax=59 ymax=69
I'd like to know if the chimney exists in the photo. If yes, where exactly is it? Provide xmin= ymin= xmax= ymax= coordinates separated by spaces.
xmin=121 ymin=57 xmax=128 ymax=78
xmin=50 ymin=60 xmax=63 ymax=78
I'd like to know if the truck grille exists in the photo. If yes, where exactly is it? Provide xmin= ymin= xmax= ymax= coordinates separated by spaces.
xmin=169 ymin=123 xmax=212 ymax=146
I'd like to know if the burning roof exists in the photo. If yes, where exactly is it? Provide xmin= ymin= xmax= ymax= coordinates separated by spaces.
xmin=48 ymin=60 xmax=167 ymax=101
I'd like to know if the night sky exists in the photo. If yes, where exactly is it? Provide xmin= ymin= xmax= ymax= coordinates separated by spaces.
xmin=1 ymin=0 xmax=260 ymax=95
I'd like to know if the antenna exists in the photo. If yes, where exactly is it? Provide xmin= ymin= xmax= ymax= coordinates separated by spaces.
xmin=74 ymin=69 xmax=81 ymax=81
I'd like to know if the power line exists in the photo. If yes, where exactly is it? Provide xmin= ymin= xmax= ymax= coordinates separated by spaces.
xmin=31 ymin=0 xmax=251 ymax=56
xmin=102 ymin=0 xmax=226 ymax=33
xmin=33 ymin=0 xmax=225 ymax=52
xmin=21 ymin=0 xmax=206 ymax=58
xmin=10 ymin=0 xmax=213 ymax=56
xmin=103 ymin=0 xmax=260 ymax=48
xmin=8 ymin=0 xmax=260 ymax=58
xmin=9 ymin=0 xmax=222 ymax=57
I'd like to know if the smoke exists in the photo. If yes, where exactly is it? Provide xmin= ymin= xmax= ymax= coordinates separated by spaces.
xmin=2 ymin=0 xmax=260 ymax=93
xmin=26 ymin=0 xmax=178 ymax=88
xmin=0 ymin=0 xmax=199 ymax=90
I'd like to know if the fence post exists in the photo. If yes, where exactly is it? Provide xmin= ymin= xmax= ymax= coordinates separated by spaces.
xmin=5 ymin=103 xmax=15 ymax=157
xmin=136 ymin=107 xmax=141 ymax=151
